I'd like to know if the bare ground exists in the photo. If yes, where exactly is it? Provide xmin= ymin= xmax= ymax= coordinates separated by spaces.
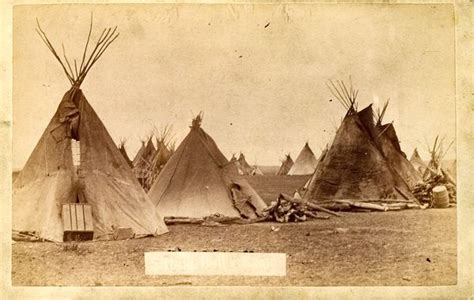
xmin=11 ymin=176 xmax=457 ymax=286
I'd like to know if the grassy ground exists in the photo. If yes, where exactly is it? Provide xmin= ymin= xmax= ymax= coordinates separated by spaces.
xmin=11 ymin=176 xmax=457 ymax=287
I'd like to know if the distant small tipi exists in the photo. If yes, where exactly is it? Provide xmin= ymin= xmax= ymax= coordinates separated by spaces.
xmin=118 ymin=139 xmax=133 ymax=168
xmin=276 ymin=154 xmax=294 ymax=175
xmin=287 ymin=143 xmax=318 ymax=175
xmin=409 ymin=148 xmax=427 ymax=175
xmin=238 ymin=153 xmax=254 ymax=175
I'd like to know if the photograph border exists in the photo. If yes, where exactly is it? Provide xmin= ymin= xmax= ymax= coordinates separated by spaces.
xmin=1 ymin=1 xmax=472 ymax=298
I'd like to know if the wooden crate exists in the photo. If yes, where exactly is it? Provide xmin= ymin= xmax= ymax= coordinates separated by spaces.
xmin=62 ymin=203 xmax=94 ymax=242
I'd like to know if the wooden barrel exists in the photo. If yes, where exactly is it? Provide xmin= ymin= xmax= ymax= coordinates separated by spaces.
xmin=432 ymin=185 xmax=449 ymax=208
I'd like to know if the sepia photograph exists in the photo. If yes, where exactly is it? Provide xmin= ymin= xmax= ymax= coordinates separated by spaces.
xmin=2 ymin=2 xmax=472 ymax=297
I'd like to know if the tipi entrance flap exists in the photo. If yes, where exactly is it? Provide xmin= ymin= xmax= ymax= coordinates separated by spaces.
xmin=226 ymin=175 xmax=267 ymax=217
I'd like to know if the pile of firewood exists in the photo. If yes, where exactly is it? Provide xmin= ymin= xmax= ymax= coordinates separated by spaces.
xmin=262 ymin=193 xmax=342 ymax=223
xmin=414 ymin=136 xmax=457 ymax=207
xmin=412 ymin=173 xmax=456 ymax=206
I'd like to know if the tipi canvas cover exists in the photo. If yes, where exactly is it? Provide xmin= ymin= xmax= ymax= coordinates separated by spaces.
xmin=409 ymin=148 xmax=427 ymax=175
xmin=443 ymin=159 xmax=456 ymax=178
xmin=148 ymin=114 xmax=267 ymax=219
xmin=276 ymin=154 xmax=294 ymax=175
xmin=303 ymin=104 xmax=416 ymax=202
xmin=287 ymin=143 xmax=318 ymax=175
xmin=374 ymin=101 xmax=422 ymax=188
xmin=251 ymin=166 xmax=264 ymax=176
xmin=118 ymin=140 xmax=133 ymax=168
xmin=151 ymin=126 xmax=173 ymax=176
xmin=230 ymin=154 xmax=245 ymax=175
xmin=152 ymin=138 xmax=172 ymax=175
xmin=146 ymin=134 xmax=173 ymax=188
xmin=133 ymin=137 xmax=156 ymax=190
xmin=238 ymin=153 xmax=254 ymax=175
xmin=132 ymin=141 xmax=146 ymax=166
xmin=133 ymin=138 xmax=156 ymax=172
xmin=376 ymin=124 xmax=422 ymax=189
xmin=13 ymin=20 xmax=168 ymax=242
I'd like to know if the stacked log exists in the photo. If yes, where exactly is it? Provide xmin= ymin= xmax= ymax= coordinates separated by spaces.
xmin=163 ymin=214 xmax=266 ymax=225
xmin=333 ymin=200 xmax=424 ymax=211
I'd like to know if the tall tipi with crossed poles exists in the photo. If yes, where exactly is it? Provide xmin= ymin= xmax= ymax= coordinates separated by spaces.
xmin=13 ymin=17 xmax=168 ymax=242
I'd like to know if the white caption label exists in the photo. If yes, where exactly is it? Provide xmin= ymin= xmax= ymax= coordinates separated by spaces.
xmin=145 ymin=252 xmax=286 ymax=276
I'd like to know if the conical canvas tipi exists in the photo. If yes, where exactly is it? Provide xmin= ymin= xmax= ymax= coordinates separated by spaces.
xmin=375 ymin=101 xmax=422 ymax=188
xmin=118 ymin=139 xmax=133 ymax=168
xmin=133 ymin=137 xmax=156 ymax=169
xmin=132 ymin=141 xmax=146 ymax=166
xmin=303 ymin=80 xmax=416 ymax=202
xmin=238 ymin=153 xmax=254 ymax=175
xmin=230 ymin=154 xmax=245 ymax=175
xmin=133 ymin=137 xmax=156 ymax=190
xmin=409 ymin=148 xmax=427 ymax=175
xmin=146 ymin=126 xmax=173 ymax=187
xmin=251 ymin=166 xmax=264 ymax=176
xmin=148 ymin=113 xmax=267 ymax=218
xmin=444 ymin=159 xmax=456 ymax=178
xmin=287 ymin=143 xmax=318 ymax=175
xmin=13 ymin=20 xmax=168 ymax=242
xmin=276 ymin=154 xmax=294 ymax=175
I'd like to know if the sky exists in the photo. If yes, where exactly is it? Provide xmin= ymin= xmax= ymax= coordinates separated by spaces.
xmin=13 ymin=4 xmax=456 ymax=170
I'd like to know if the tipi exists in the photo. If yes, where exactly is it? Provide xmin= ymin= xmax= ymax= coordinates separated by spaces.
xmin=13 ymin=19 xmax=168 ymax=242
xmin=302 ymin=80 xmax=416 ymax=202
xmin=132 ymin=140 xmax=146 ymax=166
xmin=146 ymin=125 xmax=173 ymax=187
xmin=133 ymin=136 xmax=156 ymax=190
xmin=374 ymin=101 xmax=422 ymax=188
xmin=251 ymin=166 xmax=264 ymax=176
xmin=297 ymin=145 xmax=328 ymax=196
xmin=276 ymin=154 xmax=294 ymax=175
xmin=118 ymin=139 xmax=133 ymax=168
xmin=238 ymin=153 xmax=254 ymax=175
xmin=287 ymin=143 xmax=318 ymax=175
xmin=444 ymin=159 xmax=456 ymax=178
xmin=423 ymin=136 xmax=456 ymax=185
xmin=409 ymin=148 xmax=427 ymax=175
xmin=230 ymin=154 xmax=245 ymax=175
xmin=148 ymin=113 xmax=267 ymax=219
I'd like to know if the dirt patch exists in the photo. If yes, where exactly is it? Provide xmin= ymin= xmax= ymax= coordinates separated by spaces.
xmin=12 ymin=208 xmax=456 ymax=286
